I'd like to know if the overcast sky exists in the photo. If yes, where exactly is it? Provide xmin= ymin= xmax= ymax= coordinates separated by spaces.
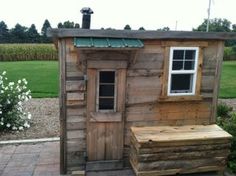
xmin=1 ymin=0 xmax=236 ymax=32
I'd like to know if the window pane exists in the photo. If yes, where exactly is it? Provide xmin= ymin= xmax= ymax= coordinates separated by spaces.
xmin=170 ymin=74 xmax=193 ymax=93
xmin=99 ymin=98 xmax=114 ymax=110
xmin=99 ymin=85 xmax=114 ymax=96
xmin=184 ymin=61 xmax=195 ymax=70
xmin=185 ymin=50 xmax=196 ymax=60
xmin=173 ymin=50 xmax=184 ymax=60
xmin=100 ymin=71 xmax=115 ymax=83
xmin=172 ymin=61 xmax=183 ymax=70
xmin=98 ymin=71 xmax=116 ymax=110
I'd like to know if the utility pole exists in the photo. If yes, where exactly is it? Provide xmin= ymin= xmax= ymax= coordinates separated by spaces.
xmin=206 ymin=0 xmax=212 ymax=32
xmin=175 ymin=21 xmax=178 ymax=31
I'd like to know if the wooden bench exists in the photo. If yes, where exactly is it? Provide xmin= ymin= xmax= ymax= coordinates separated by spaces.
xmin=130 ymin=125 xmax=232 ymax=176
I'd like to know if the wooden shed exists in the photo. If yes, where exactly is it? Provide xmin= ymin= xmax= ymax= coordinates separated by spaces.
xmin=48 ymin=29 xmax=235 ymax=175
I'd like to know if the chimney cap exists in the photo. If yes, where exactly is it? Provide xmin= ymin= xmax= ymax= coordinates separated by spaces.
xmin=80 ymin=7 xmax=93 ymax=15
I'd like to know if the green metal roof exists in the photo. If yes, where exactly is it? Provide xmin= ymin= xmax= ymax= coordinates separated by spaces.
xmin=74 ymin=37 xmax=144 ymax=48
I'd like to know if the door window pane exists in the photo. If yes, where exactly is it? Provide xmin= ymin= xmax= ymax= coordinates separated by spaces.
xmin=100 ymin=71 xmax=115 ymax=83
xmin=99 ymin=98 xmax=114 ymax=110
xmin=98 ymin=71 xmax=116 ymax=110
xmin=99 ymin=85 xmax=114 ymax=96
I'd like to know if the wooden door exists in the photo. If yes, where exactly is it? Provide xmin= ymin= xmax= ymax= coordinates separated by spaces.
xmin=87 ymin=68 xmax=126 ymax=161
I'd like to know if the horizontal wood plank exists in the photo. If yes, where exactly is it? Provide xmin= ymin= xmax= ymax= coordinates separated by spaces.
xmin=67 ymin=92 xmax=85 ymax=101
xmin=130 ymin=53 xmax=164 ymax=69
xmin=134 ymin=143 xmax=231 ymax=154
xmin=126 ymin=76 xmax=161 ymax=105
xmin=86 ymin=160 xmax=123 ymax=171
xmin=90 ymin=112 xmax=122 ymax=122
xmin=127 ymin=69 xmax=162 ymax=77
xmin=66 ymin=80 xmax=86 ymax=91
xmin=67 ymin=151 xmax=86 ymax=167
xmin=67 ymin=130 xmax=85 ymax=139
xmin=85 ymin=50 xmax=130 ymax=60
xmin=135 ymin=157 xmax=226 ymax=171
xmin=67 ymin=139 xmax=86 ymax=152
xmin=67 ymin=108 xmax=86 ymax=116
xmin=161 ymin=41 xmax=208 ymax=47
xmin=87 ymin=60 xmax=128 ymax=69
xmin=131 ymin=125 xmax=232 ymax=146
xmin=66 ymin=100 xmax=86 ymax=106
xmin=201 ymin=75 xmax=215 ymax=91
xmin=133 ymin=149 xmax=230 ymax=162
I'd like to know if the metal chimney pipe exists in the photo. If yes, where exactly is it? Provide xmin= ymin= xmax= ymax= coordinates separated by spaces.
xmin=80 ymin=7 xmax=93 ymax=29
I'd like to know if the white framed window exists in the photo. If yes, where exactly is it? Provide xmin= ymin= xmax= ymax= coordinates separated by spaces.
xmin=168 ymin=47 xmax=199 ymax=96
xmin=96 ymin=70 xmax=117 ymax=112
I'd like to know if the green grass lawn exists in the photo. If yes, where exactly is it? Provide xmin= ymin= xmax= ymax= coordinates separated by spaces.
xmin=0 ymin=61 xmax=58 ymax=98
xmin=220 ymin=61 xmax=236 ymax=98
xmin=0 ymin=60 xmax=235 ymax=98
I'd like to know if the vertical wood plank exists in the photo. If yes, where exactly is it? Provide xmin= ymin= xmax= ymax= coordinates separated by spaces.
xmin=117 ymin=69 xmax=127 ymax=112
xmin=87 ymin=69 xmax=97 ymax=160
xmin=195 ymin=47 xmax=204 ymax=95
xmin=105 ymin=123 xmax=115 ymax=160
xmin=95 ymin=123 xmax=106 ymax=160
xmin=161 ymin=47 xmax=170 ymax=97
xmin=211 ymin=41 xmax=225 ymax=123
xmin=59 ymin=39 xmax=67 ymax=174
xmin=117 ymin=69 xmax=127 ymax=159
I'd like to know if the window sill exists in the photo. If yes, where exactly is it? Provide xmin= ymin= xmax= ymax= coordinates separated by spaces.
xmin=158 ymin=95 xmax=203 ymax=102
xmin=90 ymin=112 xmax=122 ymax=122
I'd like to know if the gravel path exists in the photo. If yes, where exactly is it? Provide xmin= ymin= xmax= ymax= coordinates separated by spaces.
xmin=0 ymin=98 xmax=236 ymax=141
xmin=219 ymin=99 xmax=236 ymax=111
xmin=0 ymin=98 xmax=59 ymax=141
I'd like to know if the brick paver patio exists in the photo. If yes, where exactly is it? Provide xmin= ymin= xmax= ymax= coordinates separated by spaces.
xmin=0 ymin=141 xmax=232 ymax=176
xmin=0 ymin=141 xmax=60 ymax=176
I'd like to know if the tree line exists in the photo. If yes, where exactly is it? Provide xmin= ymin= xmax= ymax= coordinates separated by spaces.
xmin=0 ymin=19 xmax=80 ymax=43
xmin=0 ymin=18 xmax=236 ymax=45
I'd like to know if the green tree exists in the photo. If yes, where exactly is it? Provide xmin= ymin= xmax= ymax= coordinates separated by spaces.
xmin=124 ymin=24 xmax=131 ymax=30
xmin=41 ymin=19 xmax=51 ymax=36
xmin=10 ymin=24 xmax=28 ymax=43
xmin=63 ymin=21 xmax=74 ymax=28
xmin=57 ymin=21 xmax=80 ymax=28
xmin=232 ymin=24 xmax=236 ymax=32
xmin=139 ymin=27 xmax=145 ymax=30
xmin=0 ymin=21 xmax=9 ymax=43
xmin=57 ymin=22 xmax=63 ymax=28
xmin=193 ymin=18 xmax=236 ymax=46
xmin=74 ymin=23 xmax=80 ymax=28
xmin=41 ymin=19 xmax=51 ymax=43
xmin=157 ymin=27 xmax=170 ymax=31
xmin=193 ymin=18 xmax=231 ymax=32
xmin=27 ymin=24 xmax=40 ymax=43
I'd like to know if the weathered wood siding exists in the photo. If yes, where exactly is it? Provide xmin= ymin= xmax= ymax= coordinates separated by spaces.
xmin=123 ymin=40 xmax=224 ymax=165
xmin=63 ymin=39 xmax=87 ymax=172
xmin=130 ymin=125 xmax=231 ymax=175
xmin=61 ymin=38 xmax=224 ymax=172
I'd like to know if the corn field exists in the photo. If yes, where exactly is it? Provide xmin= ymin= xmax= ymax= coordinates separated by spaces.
xmin=0 ymin=44 xmax=58 ymax=61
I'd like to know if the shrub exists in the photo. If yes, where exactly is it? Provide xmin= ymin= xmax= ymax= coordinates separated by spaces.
xmin=224 ymin=46 xmax=236 ymax=60
xmin=217 ymin=102 xmax=233 ymax=118
xmin=222 ymin=113 xmax=236 ymax=173
xmin=0 ymin=71 xmax=32 ymax=131
xmin=217 ymin=103 xmax=236 ymax=173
